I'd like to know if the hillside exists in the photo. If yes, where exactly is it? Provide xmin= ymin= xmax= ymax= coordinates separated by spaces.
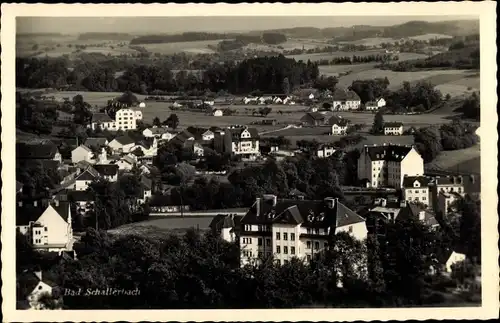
xmin=77 ymin=32 xmax=134 ymax=41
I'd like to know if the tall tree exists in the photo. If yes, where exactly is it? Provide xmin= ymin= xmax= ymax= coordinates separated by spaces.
xmin=371 ymin=111 xmax=384 ymax=134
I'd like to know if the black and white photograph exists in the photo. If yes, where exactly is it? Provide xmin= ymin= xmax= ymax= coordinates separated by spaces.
xmin=2 ymin=2 xmax=498 ymax=321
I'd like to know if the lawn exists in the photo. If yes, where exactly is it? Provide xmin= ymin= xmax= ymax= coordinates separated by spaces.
xmin=425 ymin=144 xmax=481 ymax=175
xmin=408 ymin=33 xmax=453 ymax=41
xmin=142 ymin=40 xmax=222 ymax=54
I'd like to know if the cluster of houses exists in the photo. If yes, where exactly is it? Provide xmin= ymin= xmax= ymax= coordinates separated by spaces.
xmin=300 ymin=112 xmax=351 ymax=135
xmin=88 ymin=108 xmax=143 ymax=131
xmin=242 ymin=95 xmax=296 ymax=105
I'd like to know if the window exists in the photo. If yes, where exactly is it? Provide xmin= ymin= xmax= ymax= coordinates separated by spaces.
xmin=44 ymin=227 xmax=47 ymax=232
xmin=306 ymin=255 xmax=311 ymax=261
xmin=291 ymin=247 xmax=295 ymax=255
xmin=314 ymin=242 xmax=319 ymax=250
xmin=291 ymin=233 xmax=295 ymax=241
xmin=258 ymin=238 xmax=263 ymax=246
xmin=258 ymin=251 xmax=263 ymax=258
xmin=422 ymin=197 xmax=426 ymax=201
xmin=415 ymin=197 xmax=419 ymax=201
xmin=415 ymin=190 xmax=419 ymax=193
xmin=283 ymin=233 xmax=288 ymax=241
xmin=276 ymin=232 xmax=280 ymax=240
xmin=276 ymin=246 xmax=281 ymax=253
xmin=244 ymin=225 xmax=251 ymax=231
xmin=266 ymin=238 xmax=271 ymax=246
xmin=307 ymin=241 xmax=311 ymax=249
xmin=315 ymin=228 xmax=320 ymax=235
xmin=284 ymin=246 xmax=288 ymax=254
xmin=349 ymin=226 xmax=353 ymax=233
xmin=408 ymin=190 xmax=412 ymax=193
xmin=307 ymin=228 xmax=312 ymax=234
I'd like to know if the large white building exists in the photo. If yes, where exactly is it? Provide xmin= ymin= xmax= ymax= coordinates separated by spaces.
xmin=331 ymin=89 xmax=362 ymax=111
xmin=238 ymin=195 xmax=367 ymax=267
xmin=357 ymin=144 xmax=424 ymax=189
xmin=214 ymin=126 xmax=260 ymax=157
xmin=402 ymin=175 xmax=431 ymax=205
xmin=16 ymin=201 xmax=73 ymax=253
xmin=88 ymin=108 xmax=143 ymax=131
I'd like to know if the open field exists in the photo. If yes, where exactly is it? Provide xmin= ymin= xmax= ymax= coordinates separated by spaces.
xmin=142 ymin=40 xmax=222 ymax=54
xmin=408 ymin=33 xmax=453 ymax=41
xmin=337 ymin=37 xmax=397 ymax=46
xmin=292 ymin=51 xmax=427 ymax=63
xmin=425 ymin=144 xmax=481 ymax=175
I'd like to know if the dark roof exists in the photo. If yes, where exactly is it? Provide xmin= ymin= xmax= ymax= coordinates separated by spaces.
xmin=17 ymin=271 xmax=58 ymax=299
xmin=384 ymin=122 xmax=403 ymax=127
xmin=241 ymin=197 xmax=365 ymax=229
xmin=209 ymin=214 xmax=243 ymax=231
xmin=328 ymin=115 xmax=349 ymax=126
xmin=302 ymin=112 xmax=325 ymax=121
xmin=51 ymin=202 xmax=71 ymax=222
xmin=186 ymin=126 xmax=209 ymax=140
xmin=92 ymin=112 xmax=113 ymax=123
xmin=16 ymin=143 xmax=59 ymax=160
xmin=16 ymin=181 xmax=24 ymax=192
xmin=84 ymin=137 xmax=108 ymax=149
xmin=140 ymin=175 xmax=153 ymax=190
xmin=16 ymin=201 xmax=71 ymax=225
xmin=75 ymin=168 xmax=99 ymax=181
xmin=227 ymin=127 xmax=259 ymax=141
xmin=364 ymin=144 xmax=414 ymax=162
xmin=147 ymin=127 xmax=170 ymax=135
xmin=68 ymin=190 xmax=95 ymax=202
xmin=94 ymin=164 xmax=119 ymax=176
xmin=402 ymin=176 xmax=431 ymax=188
xmin=135 ymin=138 xmax=154 ymax=149
xmin=332 ymin=88 xmax=348 ymax=101
xmin=113 ymin=135 xmax=135 ymax=146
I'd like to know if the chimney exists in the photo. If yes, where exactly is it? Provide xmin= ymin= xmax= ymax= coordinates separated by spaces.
xmin=263 ymin=194 xmax=277 ymax=207
xmin=33 ymin=200 xmax=38 ymax=207
xmin=324 ymin=197 xmax=337 ymax=209
xmin=54 ymin=200 xmax=59 ymax=207
xmin=380 ymin=198 xmax=387 ymax=207
xmin=400 ymin=200 xmax=407 ymax=208
xmin=255 ymin=198 xmax=261 ymax=217
xmin=418 ymin=210 xmax=425 ymax=222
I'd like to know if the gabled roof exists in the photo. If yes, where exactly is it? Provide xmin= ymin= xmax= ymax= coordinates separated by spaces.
xmin=140 ymin=175 xmax=153 ymax=190
xmin=402 ymin=176 xmax=431 ymax=188
xmin=50 ymin=202 xmax=71 ymax=222
xmin=84 ymin=137 xmax=108 ymax=149
xmin=17 ymin=271 xmax=58 ymax=299
xmin=302 ymin=112 xmax=325 ymax=121
xmin=112 ymin=135 xmax=135 ymax=146
xmin=75 ymin=167 xmax=99 ymax=181
xmin=366 ymin=101 xmax=377 ymax=106
xmin=209 ymin=214 xmax=243 ymax=231
xmin=241 ymin=197 xmax=364 ymax=230
xmin=16 ymin=143 xmax=59 ymax=160
xmin=384 ymin=122 xmax=403 ymax=128
xmin=226 ymin=127 xmax=259 ymax=141
xmin=68 ymin=190 xmax=94 ymax=202
xmin=146 ymin=127 xmax=170 ymax=135
xmin=329 ymin=115 xmax=349 ymax=126
xmin=91 ymin=112 xmax=113 ymax=123
xmin=94 ymin=164 xmax=119 ymax=176
xmin=16 ymin=203 xmax=45 ymax=226
xmin=364 ymin=144 xmax=414 ymax=162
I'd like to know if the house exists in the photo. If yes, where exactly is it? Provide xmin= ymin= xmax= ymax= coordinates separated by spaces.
xmin=437 ymin=191 xmax=465 ymax=216
xmin=209 ymin=214 xmax=242 ymax=243
xmin=67 ymin=190 xmax=94 ymax=215
xmin=368 ymin=198 xmax=405 ymax=223
xmin=73 ymin=167 xmax=100 ymax=191
xmin=138 ymin=176 xmax=153 ymax=204
xmin=84 ymin=137 xmax=109 ymax=150
xmin=71 ymin=145 xmax=94 ymax=164
xmin=115 ymin=155 xmax=137 ymax=171
xmin=383 ymin=122 xmax=404 ymax=135
xmin=184 ymin=141 xmax=205 ymax=157
xmin=365 ymin=98 xmax=386 ymax=111
xmin=133 ymin=138 xmax=158 ymax=158
xmin=94 ymin=164 xmax=119 ymax=182
xmin=88 ymin=112 xmax=115 ymax=131
xmin=300 ymin=112 xmax=326 ymax=126
xmin=239 ymin=195 xmax=367 ymax=267
xmin=396 ymin=201 xmax=439 ymax=228
xmin=316 ymin=145 xmax=336 ymax=158
xmin=212 ymin=109 xmax=224 ymax=117
xmin=16 ymin=200 xmax=73 ymax=253
xmin=143 ymin=127 xmax=174 ymax=141
xmin=108 ymin=136 xmax=136 ymax=154
xmin=329 ymin=115 xmax=350 ymax=135
xmin=332 ymin=89 xmax=361 ymax=111
xmin=243 ymin=96 xmax=258 ymax=104
xmin=214 ymin=126 xmax=260 ymax=157
xmin=444 ymin=251 xmax=467 ymax=273
xmin=187 ymin=127 xmax=215 ymax=142
xmin=56 ymin=110 xmax=73 ymax=123
xmin=430 ymin=176 xmax=466 ymax=212
xmin=357 ymin=144 xmax=424 ymax=189
xmin=16 ymin=143 xmax=62 ymax=163
xmin=402 ymin=175 xmax=431 ymax=205
xmin=170 ymin=130 xmax=195 ymax=146
xmin=17 ymin=270 xmax=60 ymax=310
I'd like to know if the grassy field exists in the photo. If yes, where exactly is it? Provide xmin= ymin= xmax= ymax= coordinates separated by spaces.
xmin=142 ymin=40 xmax=222 ymax=54
xmin=408 ymin=33 xmax=453 ymax=41
xmin=425 ymin=144 xmax=481 ymax=175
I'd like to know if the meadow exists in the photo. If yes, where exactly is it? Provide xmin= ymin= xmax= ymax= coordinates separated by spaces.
xmin=142 ymin=40 xmax=222 ymax=54
xmin=425 ymin=144 xmax=481 ymax=175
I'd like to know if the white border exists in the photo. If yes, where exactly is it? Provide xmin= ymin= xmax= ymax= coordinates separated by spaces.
xmin=2 ymin=3 xmax=498 ymax=322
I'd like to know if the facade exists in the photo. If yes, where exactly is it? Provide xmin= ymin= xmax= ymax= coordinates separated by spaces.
xmin=115 ymin=155 xmax=136 ymax=171
xmin=16 ymin=201 xmax=73 ymax=253
xmin=383 ymin=122 xmax=404 ymax=135
xmin=437 ymin=191 xmax=465 ymax=216
xmin=300 ymin=112 xmax=326 ymax=126
xmin=214 ymin=127 xmax=260 ymax=157
xmin=316 ymin=145 xmax=336 ymax=158
xmin=239 ymin=195 xmax=367 ymax=266
xmin=88 ymin=109 xmax=142 ymax=131
xmin=87 ymin=113 xmax=115 ymax=131
xmin=143 ymin=127 xmax=174 ymax=140
xmin=402 ymin=175 xmax=431 ymax=205
xmin=94 ymin=164 xmax=119 ymax=182
xmin=357 ymin=144 xmax=424 ymax=189
xmin=73 ymin=167 xmax=100 ymax=191
xmin=332 ymin=89 xmax=362 ymax=111
xmin=71 ymin=145 xmax=94 ymax=164
xmin=430 ymin=176 xmax=466 ymax=212
xmin=329 ymin=115 xmax=350 ymax=135
xmin=209 ymin=214 xmax=242 ymax=243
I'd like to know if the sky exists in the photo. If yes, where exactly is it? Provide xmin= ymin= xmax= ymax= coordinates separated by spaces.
xmin=17 ymin=16 xmax=477 ymax=35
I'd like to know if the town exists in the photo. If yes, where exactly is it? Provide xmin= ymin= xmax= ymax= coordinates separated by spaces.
xmin=15 ymin=17 xmax=481 ymax=310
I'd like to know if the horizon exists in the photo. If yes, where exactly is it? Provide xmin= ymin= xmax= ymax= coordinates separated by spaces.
xmin=17 ymin=16 xmax=477 ymax=35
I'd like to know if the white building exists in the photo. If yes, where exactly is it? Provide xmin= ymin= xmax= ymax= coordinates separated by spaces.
xmin=357 ymin=144 xmax=424 ymax=189
xmin=73 ymin=167 xmax=100 ymax=191
xmin=212 ymin=109 xmax=224 ymax=117
xmin=383 ymin=122 xmax=404 ymax=136
xmin=329 ymin=115 xmax=350 ymax=135
xmin=88 ymin=108 xmax=143 ymax=131
xmin=143 ymin=127 xmax=175 ymax=141
xmin=16 ymin=201 xmax=73 ymax=253
xmin=402 ymin=176 xmax=431 ymax=205
xmin=210 ymin=214 xmax=242 ymax=243
xmin=332 ymin=89 xmax=361 ymax=111
xmin=17 ymin=270 xmax=59 ymax=310
xmin=445 ymin=251 xmax=467 ymax=273
xmin=115 ymin=155 xmax=136 ymax=171
xmin=316 ymin=145 xmax=336 ymax=158
xmin=239 ymin=195 xmax=367 ymax=267
xmin=108 ymin=136 xmax=136 ymax=154
xmin=365 ymin=98 xmax=386 ymax=111
xmin=71 ymin=145 xmax=94 ymax=164
xmin=214 ymin=127 xmax=260 ymax=157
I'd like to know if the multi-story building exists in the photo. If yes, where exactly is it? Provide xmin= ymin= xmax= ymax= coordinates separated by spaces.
xmin=383 ymin=122 xmax=404 ymax=135
xmin=239 ymin=195 xmax=367 ymax=266
xmin=429 ymin=176 xmax=466 ymax=212
xmin=332 ymin=89 xmax=361 ymax=111
xmin=437 ymin=191 xmax=465 ymax=216
xmin=402 ymin=175 xmax=431 ymax=205
xmin=88 ymin=108 xmax=143 ymax=131
xmin=316 ymin=145 xmax=336 ymax=158
xmin=329 ymin=115 xmax=350 ymax=135
xmin=357 ymin=144 xmax=424 ymax=189
xmin=214 ymin=126 xmax=260 ymax=158
xmin=16 ymin=200 xmax=73 ymax=253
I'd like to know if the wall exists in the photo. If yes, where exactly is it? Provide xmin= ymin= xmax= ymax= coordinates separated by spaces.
xmin=335 ymin=221 xmax=368 ymax=241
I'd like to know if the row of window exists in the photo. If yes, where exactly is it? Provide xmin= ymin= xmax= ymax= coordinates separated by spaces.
xmin=407 ymin=189 xmax=427 ymax=194
xmin=276 ymin=232 xmax=295 ymax=241
xmin=33 ymin=228 xmax=48 ymax=235
xmin=276 ymin=246 xmax=295 ymax=254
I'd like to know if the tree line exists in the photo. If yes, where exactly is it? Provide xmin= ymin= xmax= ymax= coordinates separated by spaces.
xmin=317 ymin=54 xmax=398 ymax=66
